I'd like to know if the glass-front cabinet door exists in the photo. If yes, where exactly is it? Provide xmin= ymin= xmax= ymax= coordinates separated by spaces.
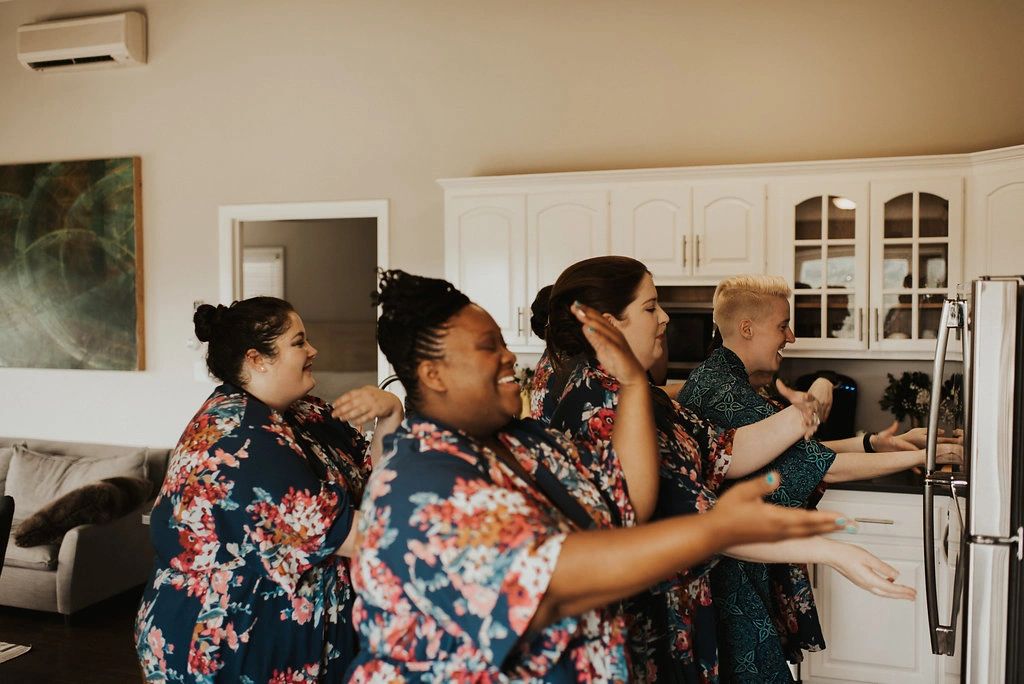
xmin=777 ymin=182 xmax=870 ymax=351
xmin=869 ymin=179 xmax=963 ymax=351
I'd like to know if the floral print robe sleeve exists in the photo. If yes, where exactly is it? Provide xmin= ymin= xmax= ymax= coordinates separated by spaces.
xmin=135 ymin=385 xmax=369 ymax=684
xmin=677 ymin=347 xmax=837 ymax=683
xmin=544 ymin=358 xmax=736 ymax=683
xmin=347 ymin=415 xmax=629 ymax=683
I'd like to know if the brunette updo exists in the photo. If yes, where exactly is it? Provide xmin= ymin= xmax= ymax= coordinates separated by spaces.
xmin=374 ymin=269 xmax=470 ymax=410
xmin=193 ymin=297 xmax=295 ymax=386
xmin=546 ymin=256 xmax=649 ymax=368
xmin=529 ymin=285 xmax=553 ymax=339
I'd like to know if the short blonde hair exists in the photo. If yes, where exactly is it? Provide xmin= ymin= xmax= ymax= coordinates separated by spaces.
xmin=713 ymin=275 xmax=792 ymax=336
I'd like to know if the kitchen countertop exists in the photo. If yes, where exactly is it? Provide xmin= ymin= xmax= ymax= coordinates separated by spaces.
xmin=829 ymin=469 xmax=926 ymax=495
xmin=829 ymin=467 xmax=966 ymax=495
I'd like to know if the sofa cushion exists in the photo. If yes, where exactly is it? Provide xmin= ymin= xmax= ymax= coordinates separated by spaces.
xmin=14 ymin=476 xmax=152 ymax=547
xmin=5 ymin=445 xmax=147 ymax=518
xmin=4 ymin=519 xmax=58 ymax=570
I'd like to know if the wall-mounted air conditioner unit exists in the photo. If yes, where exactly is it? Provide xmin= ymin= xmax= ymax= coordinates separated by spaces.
xmin=17 ymin=12 xmax=146 ymax=72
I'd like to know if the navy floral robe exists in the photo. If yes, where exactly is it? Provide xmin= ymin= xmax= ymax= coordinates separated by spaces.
xmin=528 ymin=350 xmax=557 ymax=424
xmin=677 ymin=347 xmax=836 ymax=683
xmin=135 ymin=384 xmax=370 ymax=684
xmin=545 ymin=358 xmax=735 ymax=683
xmin=347 ymin=413 xmax=629 ymax=682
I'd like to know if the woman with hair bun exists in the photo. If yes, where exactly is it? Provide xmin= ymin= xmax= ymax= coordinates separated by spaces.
xmin=135 ymin=296 xmax=402 ymax=683
xmin=345 ymin=270 xmax=847 ymax=682
xmin=542 ymin=257 xmax=916 ymax=683
xmin=527 ymin=284 xmax=557 ymax=421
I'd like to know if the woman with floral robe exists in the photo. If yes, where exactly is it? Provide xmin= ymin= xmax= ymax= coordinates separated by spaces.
xmin=135 ymin=297 xmax=401 ymax=683
xmin=346 ymin=269 xmax=847 ymax=682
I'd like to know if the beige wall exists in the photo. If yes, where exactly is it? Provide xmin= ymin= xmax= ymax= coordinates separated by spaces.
xmin=0 ymin=0 xmax=1022 ymax=446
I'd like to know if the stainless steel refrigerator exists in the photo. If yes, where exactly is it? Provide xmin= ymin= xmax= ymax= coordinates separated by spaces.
xmin=924 ymin=276 xmax=1024 ymax=683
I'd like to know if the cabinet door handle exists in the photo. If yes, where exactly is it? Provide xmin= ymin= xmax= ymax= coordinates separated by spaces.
xmin=858 ymin=307 xmax=864 ymax=342
xmin=696 ymin=235 xmax=702 ymax=267
xmin=516 ymin=306 xmax=524 ymax=336
xmin=682 ymin=236 xmax=688 ymax=268
xmin=874 ymin=308 xmax=880 ymax=342
xmin=853 ymin=517 xmax=895 ymax=525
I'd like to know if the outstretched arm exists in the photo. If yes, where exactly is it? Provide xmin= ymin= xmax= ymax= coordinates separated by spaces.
xmin=530 ymin=474 xmax=846 ymax=628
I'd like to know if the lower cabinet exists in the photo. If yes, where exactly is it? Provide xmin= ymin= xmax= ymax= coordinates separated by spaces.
xmin=803 ymin=490 xmax=962 ymax=683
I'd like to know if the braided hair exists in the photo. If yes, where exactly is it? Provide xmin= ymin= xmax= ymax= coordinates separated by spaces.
xmin=193 ymin=297 xmax=294 ymax=386
xmin=375 ymin=270 xmax=470 ymax=410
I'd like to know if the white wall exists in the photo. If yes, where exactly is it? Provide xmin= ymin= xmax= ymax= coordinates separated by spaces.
xmin=0 ymin=0 xmax=1022 ymax=446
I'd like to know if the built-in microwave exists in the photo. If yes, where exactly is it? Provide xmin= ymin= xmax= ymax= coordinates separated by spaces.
xmin=659 ymin=286 xmax=718 ymax=379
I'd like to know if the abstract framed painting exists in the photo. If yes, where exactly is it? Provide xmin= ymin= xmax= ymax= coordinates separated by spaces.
xmin=0 ymin=157 xmax=144 ymax=370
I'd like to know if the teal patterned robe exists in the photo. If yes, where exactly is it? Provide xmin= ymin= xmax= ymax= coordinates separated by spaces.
xmin=677 ymin=347 xmax=836 ymax=683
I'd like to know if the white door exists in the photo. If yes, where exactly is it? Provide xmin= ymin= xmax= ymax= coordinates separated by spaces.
xmin=773 ymin=181 xmax=870 ymax=352
xmin=692 ymin=183 xmax=766 ymax=278
xmin=965 ymin=164 xmax=1024 ymax=281
xmin=869 ymin=178 xmax=964 ymax=352
xmin=527 ymin=191 xmax=610 ymax=345
xmin=610 ymin=184 xmax=692 ymax=281
xmin=445 ymin=194 xmax=528 ymax=346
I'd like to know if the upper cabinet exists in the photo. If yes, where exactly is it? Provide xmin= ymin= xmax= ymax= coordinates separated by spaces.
xmin=965 ymin=158 xmax=1024 ymax=282
xmin=692 ymin=183 xmax=766 ymax=279
xmin=610 ymin=183 xmax=765 ymax=284
xmin=444 ymin=194 xmax=529 ymax=347
xmin=527 ymin=191 xmax=610 ymax=303
xmin=869 ymin=178 xmax=963 ymax=353
xmin=775 ymin=181 xmax=870 ymax=353
xmin=441 ymin=144 xmax=1022 ymax=358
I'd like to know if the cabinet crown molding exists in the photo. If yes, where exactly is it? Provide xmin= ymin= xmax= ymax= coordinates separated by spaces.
xmin=438 ymin=144 xmax=1024 ymax=192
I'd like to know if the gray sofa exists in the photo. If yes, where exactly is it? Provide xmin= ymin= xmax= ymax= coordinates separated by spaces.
xmin=0 ymin=437 xmax=170 ymax=617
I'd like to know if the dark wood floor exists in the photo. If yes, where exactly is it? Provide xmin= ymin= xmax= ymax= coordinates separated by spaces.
xmin=0 ymin=586 xmax=142 ymax=684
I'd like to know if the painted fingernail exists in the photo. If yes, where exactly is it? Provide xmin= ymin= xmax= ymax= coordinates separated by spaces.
xmin=835 ymin=517 xmax=847 ymax=526
xmin=845 ymin=525 xmax=858 ymax=534
xmin=573 ymin=300 xmax=582 ymax=309
xmin=587 ymin=326 xmax=595 ymax=333
xmin=765 ymin=472 xmax=777 ymax=485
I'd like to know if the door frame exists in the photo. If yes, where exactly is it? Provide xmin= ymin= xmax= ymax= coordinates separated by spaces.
xmin=218 ymin=199 xmax=390 ymax=384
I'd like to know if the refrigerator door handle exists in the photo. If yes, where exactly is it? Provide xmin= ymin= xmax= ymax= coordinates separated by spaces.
xmin=923 ymin=297 xmax=965 ymax=656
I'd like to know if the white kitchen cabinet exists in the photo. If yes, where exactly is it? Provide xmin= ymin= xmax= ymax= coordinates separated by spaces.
xmin=609 ymin=182 xmax=765 ymax=284
xmin=526 ymin=190 xmax=610 ymax=314
xmin=868 ymin=178 xmax=964 ymax=353
xmin=965 ymin=160 xmax=1024 ymax=282
xmin=691 ymin=182 xmax=766 ymax=279
xmin=444 ymin=194 xmax=529 ymax=347
xmin=804 ymin=489 xmax=963 ymax=684
xmin=610 ymin=184 xmax=692 ymax=280
xmin=444 ymin=190 xmax=608 ymax=353
xmin=774 ymin=181 xmax=870 ymax=353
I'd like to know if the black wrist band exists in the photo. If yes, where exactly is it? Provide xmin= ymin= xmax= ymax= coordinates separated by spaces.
xmin=863 ymin=431 xmax=876 ymax=453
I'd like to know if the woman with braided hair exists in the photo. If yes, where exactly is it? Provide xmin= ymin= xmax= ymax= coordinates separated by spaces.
xmin=135 ymin=297 xmax=402 ymax=683
xmin=345 ymin=270 xmax=849 ymax=682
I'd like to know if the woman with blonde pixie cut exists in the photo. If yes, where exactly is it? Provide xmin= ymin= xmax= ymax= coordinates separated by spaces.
xmin=678 ymin=274 xmax=960 ymax=683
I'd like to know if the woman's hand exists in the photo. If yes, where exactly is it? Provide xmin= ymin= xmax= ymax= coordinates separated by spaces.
xmin=710 ymin=473 xmax=846 ymax=547
xmin=826 ymin=541 xmax=917 ymax=600
xmin=934 ymin=442 xmax=964 ymax=466
xmin=572 ymin=302 xmax=647 ymax=387
xmin=775 ymin=380 xmax=822 ymax=441
xmin=331 ymin=386 xmax=402 ymax=428
xmin=807 ymin=377 xmax=834 ymax=421
xmin=873 ymin=421 xmax=965 ymax=452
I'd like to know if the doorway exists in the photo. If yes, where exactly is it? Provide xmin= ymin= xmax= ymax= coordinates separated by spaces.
xmin=218 ymin=200 xmax=389 ymax=400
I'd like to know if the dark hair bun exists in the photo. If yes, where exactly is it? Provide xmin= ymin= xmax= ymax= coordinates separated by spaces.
xmin=529 ymin=285 xmax=553 ymax=340
xmin=193 ymin=304 xmax=223 ymax=343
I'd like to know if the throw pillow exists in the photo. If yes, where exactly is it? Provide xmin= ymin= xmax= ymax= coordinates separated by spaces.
xmin=5 ymin=445 xmax=147 ymax=517
xmin=13 ymin=476 xmax=153 ymax=547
